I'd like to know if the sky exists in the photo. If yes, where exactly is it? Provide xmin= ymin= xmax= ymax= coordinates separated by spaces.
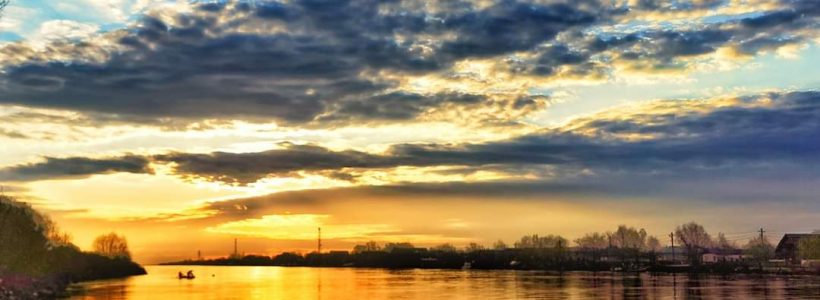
xmin=0 ymin=0 xmax=819 ymax=264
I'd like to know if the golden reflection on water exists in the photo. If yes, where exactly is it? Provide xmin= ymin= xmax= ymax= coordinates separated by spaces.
xmin=68 ymin=266 xmax=820 ymax=300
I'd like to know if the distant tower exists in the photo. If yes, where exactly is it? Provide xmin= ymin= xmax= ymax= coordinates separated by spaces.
xmin=197 ymin=250 xmax=201 ymax=261
xmin=318 ymin=227 xmax=322 ymax=254
xmin=234 ymin=238 xmax=238 ymax=257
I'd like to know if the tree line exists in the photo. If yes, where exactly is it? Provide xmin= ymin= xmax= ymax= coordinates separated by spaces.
xmin=0 ymin=196 xmax=145 ymax=298
xmin=166 ymin=221 xmax=820 ymax=273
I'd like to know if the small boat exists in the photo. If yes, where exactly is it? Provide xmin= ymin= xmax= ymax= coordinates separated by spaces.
xmin=179 ymin=271 xmax=196 ymax=279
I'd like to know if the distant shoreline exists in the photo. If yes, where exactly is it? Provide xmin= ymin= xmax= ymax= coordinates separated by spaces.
xmin=159 ymin=253 xmax=820 ymax=276
xmin=155 ymin=263 xmax=820 ymax=277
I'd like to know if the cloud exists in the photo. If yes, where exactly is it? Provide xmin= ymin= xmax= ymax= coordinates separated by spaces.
xmin=0 ymin=128 xmax=30 ymax=139
xmin=156 ymin=91 xmax=820 ymax=184
xmin=188 ymin=175 xmax=820 ymax=236
xmin=2 ymin=90 xmax=818 ymax=186
xmin=0 ymin=0 xmax=615 ymax=126
xmin=321 ymin=92 xmax=488 ymax=122
xmin=517 ymin=0 xmax=820 ymax=74
xmin=1 ymin=0 xmax=816 ymax=127
xmin=31 ymin=20 xmax=100 ymax=43
xmin=14 ymin=0 xmax=816 ymax=125
xmin=0 ymin=155 xmax=153 ymax=182
xmin=436 ymin=1 xmax=601 ymax=58
xmin=154 ymin=144 xmax=391 ymax=184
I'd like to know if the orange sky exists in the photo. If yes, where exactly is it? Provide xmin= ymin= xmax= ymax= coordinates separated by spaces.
xmin=2 ymin=0 xmax=820 ymax=264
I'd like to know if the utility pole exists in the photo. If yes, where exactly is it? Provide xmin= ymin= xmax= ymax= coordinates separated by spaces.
xmin=557 ymin=239 xmax=563 ymax=265
xmin=608 ymin=234 xmax=612 ymax=248
xmin=619 ymin=230 xmax=626 ymax=262
xmin=759 ymin=228 xmax=765 ymax=243
xmin=317 ymin=227 xmax=322 ymax=254
xmin=670 ymin=232 xmax=675 ymax=263
xmin=234 ymin=238 xmax=238 ymax=257
xmin=197 ymin=250 xmax=201 ymax=261
xmin=607 ymin=233 xmax=612 ymax=262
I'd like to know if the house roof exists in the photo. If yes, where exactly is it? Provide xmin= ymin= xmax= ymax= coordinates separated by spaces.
xmin=775 ymin=234 xmax=820 ymax=255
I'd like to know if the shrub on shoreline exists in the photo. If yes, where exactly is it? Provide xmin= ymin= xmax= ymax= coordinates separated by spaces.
xmin=0 ymin=196 xmax=146 ymax=298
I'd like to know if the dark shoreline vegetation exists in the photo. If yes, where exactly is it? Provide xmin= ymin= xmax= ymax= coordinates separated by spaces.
xmin=161 ymin=250 xmax=814 ymax=275
xmin=163 ymin=224 xmax=820 ymax=276
xmin=0 ymin=196 xmax=146 ymax=299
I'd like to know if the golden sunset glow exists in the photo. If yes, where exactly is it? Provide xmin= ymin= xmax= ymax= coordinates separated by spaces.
xmin=0 ymin=0 xmax=818 ymax=267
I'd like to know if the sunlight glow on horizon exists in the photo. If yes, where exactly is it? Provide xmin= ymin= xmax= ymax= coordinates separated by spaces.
xmin=1 ymin=0 xmax=819 ymax=264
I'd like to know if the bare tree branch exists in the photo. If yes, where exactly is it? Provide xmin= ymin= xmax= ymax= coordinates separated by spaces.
xmin=0 ymin=0 xmax=9 ymax=18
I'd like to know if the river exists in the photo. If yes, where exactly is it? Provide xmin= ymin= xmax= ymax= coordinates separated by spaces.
xmin=67 ymin=265 xmax=820 ymax=299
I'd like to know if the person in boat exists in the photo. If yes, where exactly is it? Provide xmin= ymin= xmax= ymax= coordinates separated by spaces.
xmin=178 ymin=270 xmax=195 ymax=279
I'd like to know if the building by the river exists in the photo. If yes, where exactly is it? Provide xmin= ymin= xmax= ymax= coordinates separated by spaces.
xmin=775 ymin=233 xmax=820 ymax=264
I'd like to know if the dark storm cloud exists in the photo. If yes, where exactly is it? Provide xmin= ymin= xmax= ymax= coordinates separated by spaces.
xmin=156 ymin=90 xmax=820 ymax=184
xmin=509 ymin=44 xmax=599 ymax=76
xmin=517 ymin=0 xmax=820 ymax=74
xmin=2 ymin=91 xmax=819 ymax=184
xmin=628 ymin=0 xmax=726 ymax=11
xmin=0 ymin=155 xmax=153 ymax=182
xmin=0 ymin=0 xmax=614 ymax=125
xmin=323 ymin=92 xmax=488 ymax=121
xmin=0 ymin=0 xmax=816 ymax=122
xmin=153 ymin=144 xmax=392 ymax=184
xmin=438 ymin=1 xmax=600 ymax=58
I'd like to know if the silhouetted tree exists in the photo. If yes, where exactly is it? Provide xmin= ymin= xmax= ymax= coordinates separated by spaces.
xmin=41 ymin=217 xmax=73 ymax=247
xmin=514 ymin=234 xmax=566 ymax=249
xmin=798 ymin=236 xmax=820 ymax=260
xmin=493 ymin=240 xmax=507 ymax=250
xmin=611 ymin=225 xmax=648 ymax=249
xmin=646 ymin=236 xmax=662 ymax=252
xmin=575 ymin=232 xmax=608 ymax=262
xmin=272 ymin=252 xmax=305 ymax=265
xmin=432 ymin=243 xmax=457 ymax=252
xmin=744 ymin=235 xmax=774 ymax=268
xmin=0 ymin=196 xmax=145 ymax=297
xmin=352 ymin=241 xmax=381 ymax=253
xmin=382 ymin=242 xmax=414 ymax=253
xmin=575 ymin=232 xmax=608 ymax=250
xmin=675 ymin=222 xmax=712 ymax=265
xmin=715 ymin=233 xmax=737 ymax=251
xmin=0 ymin=196 xmax=52 ymax=275
xmin=92 ymin=232 xmax=131 ymax=259
xmin=464 ymin=242 xmax=485 ymax=252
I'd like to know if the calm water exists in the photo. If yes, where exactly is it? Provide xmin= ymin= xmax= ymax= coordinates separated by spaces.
xmin=67 ymin=265 xmax=820 ymax=299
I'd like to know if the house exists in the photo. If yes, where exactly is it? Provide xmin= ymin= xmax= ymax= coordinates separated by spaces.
xmin=657 ymin=246 xmax=686 ymax=264
xmin=701 ymin=248 xmax=744 ymax=264
xmin=775 ymin=233 xmax=820 ymax=264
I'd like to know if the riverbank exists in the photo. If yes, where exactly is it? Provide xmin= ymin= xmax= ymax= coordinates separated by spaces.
xmin=161 ymin=251 xmax=819 ymax=276
xmin=0 ymin=274 xmax=68 ymax=299
xmin=0 ymin=253 xmax=146 ymax=299
xmin=0 ymin=196 xmax=148 ymax=299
